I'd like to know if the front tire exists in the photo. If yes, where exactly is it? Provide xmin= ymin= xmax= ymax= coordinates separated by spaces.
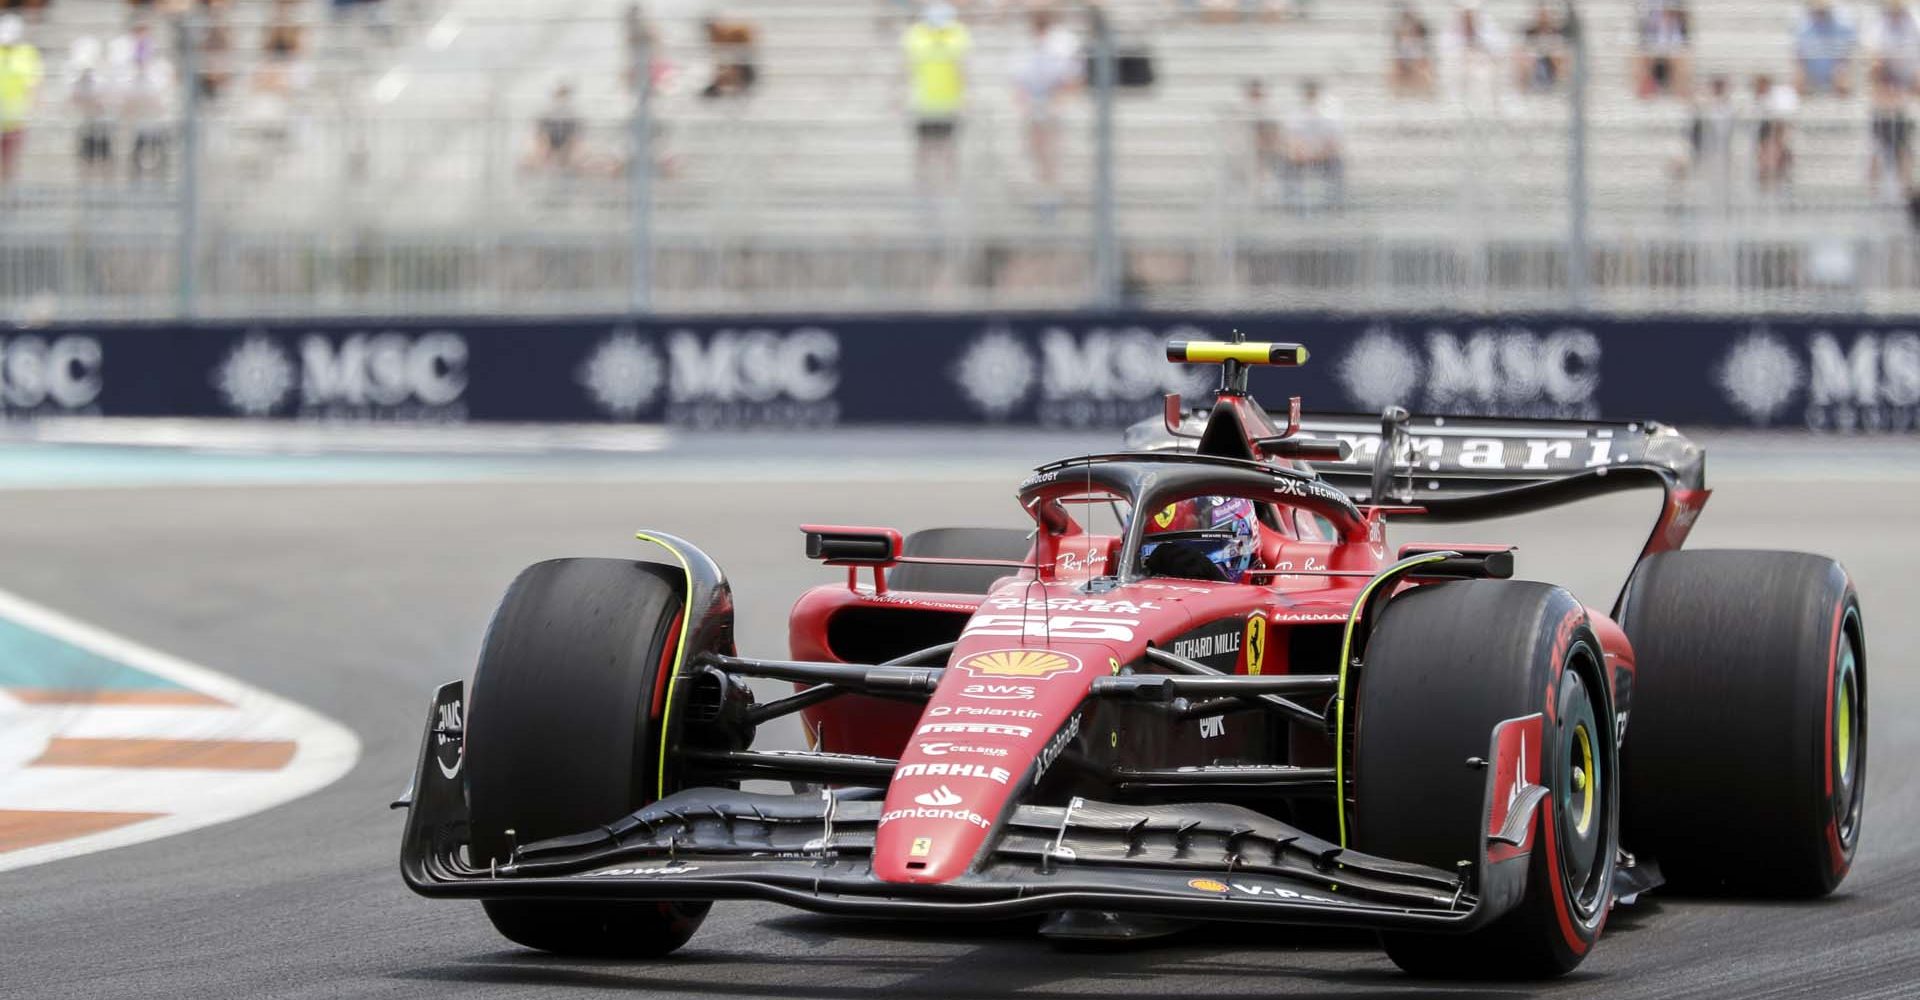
xmin=1354 ymin=580 xmax=1617 ymax=979
xmin=1618 ymin=549 xmax=1865 ymax=896
xmin=465 ymin=557 xmax=709 ymax=957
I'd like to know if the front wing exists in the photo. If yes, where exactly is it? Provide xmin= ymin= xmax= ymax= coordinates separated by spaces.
xmin=397 ymin=681 xmax=1530 ymax=932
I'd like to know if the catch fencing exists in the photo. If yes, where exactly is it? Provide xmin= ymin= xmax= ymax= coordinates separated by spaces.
xmin=8 ymin=5 xmax=1920 ymax=320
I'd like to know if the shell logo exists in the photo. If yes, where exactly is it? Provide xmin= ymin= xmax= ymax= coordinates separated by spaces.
xmin=960 ymin=649 xmax=1083 ymax=680
xmin=1188 ymin=878 xmax=1229 ymax=893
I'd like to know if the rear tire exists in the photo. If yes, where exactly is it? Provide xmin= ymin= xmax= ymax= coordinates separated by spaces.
xmin=885 ymin=527 xmax=1031 ymax=594
xmin=465 ymin=557 xmax=709 ymax=957
xmin=1618 ymin=550 xmax=1865 ymax=896
xmin=1354 ymin=580 xmax=1616 ymax=979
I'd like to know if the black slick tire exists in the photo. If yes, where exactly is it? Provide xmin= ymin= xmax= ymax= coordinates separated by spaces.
xmin=1618 ymin=549 xmax=1865 ymax=896
xmin=1353 ymin=580 xmax=1616 ymax=979
xmin=465 ymin=557 xmax=709 ymax=957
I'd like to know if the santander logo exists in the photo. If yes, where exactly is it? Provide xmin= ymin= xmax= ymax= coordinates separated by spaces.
xmin=913 ymin=785 xmax=962 ymax=807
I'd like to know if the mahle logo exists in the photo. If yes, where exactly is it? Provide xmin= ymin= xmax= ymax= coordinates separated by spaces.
xmin=958 ymin=649 xmax=1082 ymax=680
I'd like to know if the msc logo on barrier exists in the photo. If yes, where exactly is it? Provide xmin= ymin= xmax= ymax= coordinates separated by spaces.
xmin=1335 ymin=325 xmax=1602 ymax=419
xmin=0 ymin=335 xmax=104 ymax=415
xmin=213 ymin=331 xmax=469 ymax=420
xmin=578 ymin=328 xmax=841 ymax=427
xmin=1719 ymin=328 xmax=1920 ymax=432
xmin=952 ymin=325 xmax=1212 ymax=427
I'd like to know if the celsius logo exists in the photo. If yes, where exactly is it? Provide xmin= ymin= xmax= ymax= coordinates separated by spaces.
xmin=952 ymin=325 xmax=1211 ymax=427
xmin=914 ymin=785 xmax=963 ymax=807
xmin=0 ymin=334 xmax=104 ymax=414
xmin=212 ymin=331 xmax=468 ymax=419
xmin=1717 ymin=329 xmax=1920 ymax=431
xmin=1335 ymin=325 xmax=1601 ymax=419
xmin=577 ymin=330 xmax=664 ymax=419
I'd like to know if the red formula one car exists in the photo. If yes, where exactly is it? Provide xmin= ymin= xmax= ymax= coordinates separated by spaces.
xmin=398 ymin=340 xmax=1866 ymax=978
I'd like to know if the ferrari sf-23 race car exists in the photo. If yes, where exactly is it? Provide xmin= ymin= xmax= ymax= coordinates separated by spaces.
xmin=397 ymin=339 xmax=1867 ymax=978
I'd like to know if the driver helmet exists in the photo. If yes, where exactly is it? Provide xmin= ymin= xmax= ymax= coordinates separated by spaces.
xmin=1139 ymin=496 xmax=1260 ymax=582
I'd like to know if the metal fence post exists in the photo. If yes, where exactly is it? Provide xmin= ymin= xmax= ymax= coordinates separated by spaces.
xmin=1089 ymin=4 xmax=1121 ymax=309
xmin=629 ymin=29 xmax=654 ymax=315
xmin=175 ymin=12 xmax=202 ymax=319
xmin=1566 ymin=1 xmax=1590 ymax=310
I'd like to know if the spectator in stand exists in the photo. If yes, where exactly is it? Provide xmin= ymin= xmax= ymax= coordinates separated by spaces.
xmin=255 ymin=0 xmax=307 ymax=98
xmin=1676 ymin=73 xmax=1736 ymax=182
xmin=1438 ymin=0 xmax=1508 ymax=110
xmin=527 ymin=81 xmax=584 ymax=173
xmin=1283 ymin=77 xmax=1343 ymax=210
xmin=1516 ymin=1 xmax=1567 ymax=93
xmin=903 ymin=2 xmax=970 ymax=192
xmin=1635 ymin=0 xmax=1692 ymax=98
xmin=116 ymin=26 xmax=174 ymax=180
xmin=196 ymin=6 xmax=234 ymax=101
xmin=66 ymin=36 xmax=118 ymax=182
xmin=1870 ymin=62 xmax=1913 ymax=200
xmin=1389 ymin=2 xmax=1434 ymax=97
xmin=1864 ymin=0 xmax=1920 ymax=92
xmin=0 ymin=13 xmax=42 ymax=185
xmin=700 ymin=15 xmax=757 ymax=99
xmin=1011 ymin=9 xmax=1079 ymax=198
xmin=1797 ymin=0 xmax=1859 ymax=97
xmin=1753 ymin=72 xmax=1798 ymax=193
xmin=1241 ymin=77 xmax=1282 ymax=191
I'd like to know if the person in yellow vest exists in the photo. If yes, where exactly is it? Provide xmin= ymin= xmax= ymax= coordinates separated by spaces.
xmin=902 ymin=3 xmax=970 ymax=190
xmin=0 ymin=13 xmax=45 ymax=185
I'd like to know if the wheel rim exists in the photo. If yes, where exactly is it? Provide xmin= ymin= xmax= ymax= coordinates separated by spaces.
xmin=1556 ymin=664 xmax=1609 ymax=914
xmin=1833 ymin=618 xmax=1864 ymax=846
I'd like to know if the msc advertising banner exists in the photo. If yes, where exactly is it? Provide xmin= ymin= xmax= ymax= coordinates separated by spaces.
xmin=5 ymin=313 xmax=1917 ymax=432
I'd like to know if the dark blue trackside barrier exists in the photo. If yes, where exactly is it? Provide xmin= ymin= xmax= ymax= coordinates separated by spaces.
xmin=2 ymin=313 xmax=1916 ymax=432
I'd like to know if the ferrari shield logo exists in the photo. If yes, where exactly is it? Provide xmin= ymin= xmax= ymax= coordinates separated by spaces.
xmin=960 ymin=649 xmax=1084 ymax=680
xmin=1153 ymin=505 xmax=1178 ymax=528
xmin=1245 ymin=615 xmax=1267 ymax=676
xmin=910 ymin=837 xmax=933 ymax=858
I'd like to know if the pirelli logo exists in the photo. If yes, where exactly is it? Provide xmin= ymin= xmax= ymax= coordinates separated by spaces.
xmin=958 ymin=649 xmax=1083 ymax=680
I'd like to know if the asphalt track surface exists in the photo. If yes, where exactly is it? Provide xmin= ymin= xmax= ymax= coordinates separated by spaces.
xmin=3 ymin=434 xmax=1919 ymax=999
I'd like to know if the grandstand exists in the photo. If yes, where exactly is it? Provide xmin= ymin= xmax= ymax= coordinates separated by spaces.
xmin=1 ymin=0 xmax=1916 ymax=318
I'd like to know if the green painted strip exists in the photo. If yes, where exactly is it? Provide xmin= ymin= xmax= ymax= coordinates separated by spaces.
xmin=0 ymin=616 xmax=187 ymax=692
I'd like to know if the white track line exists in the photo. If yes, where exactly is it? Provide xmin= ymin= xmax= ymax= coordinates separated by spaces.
xmin=0 ymin=587 xmax=360 ymax=874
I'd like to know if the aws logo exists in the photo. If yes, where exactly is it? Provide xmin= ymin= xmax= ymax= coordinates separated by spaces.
xmin=959 ymin=649 xmax=1083 ymax=680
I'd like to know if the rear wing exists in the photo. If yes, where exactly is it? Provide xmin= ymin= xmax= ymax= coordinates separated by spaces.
xmin=1124 ymin=409 xmax=1707 ymax=504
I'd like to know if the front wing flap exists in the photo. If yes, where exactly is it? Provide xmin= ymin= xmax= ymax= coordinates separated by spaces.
xmin=400 ymin=680 xmax=1530 ymax=932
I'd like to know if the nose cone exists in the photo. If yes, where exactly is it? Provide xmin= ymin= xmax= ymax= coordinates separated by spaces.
xmin=872 ymin=644 xmax=1095 ymax=883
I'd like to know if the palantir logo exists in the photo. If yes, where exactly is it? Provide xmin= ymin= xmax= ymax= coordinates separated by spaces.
xmin=577 ymin=330 xmax=664 ymax=420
